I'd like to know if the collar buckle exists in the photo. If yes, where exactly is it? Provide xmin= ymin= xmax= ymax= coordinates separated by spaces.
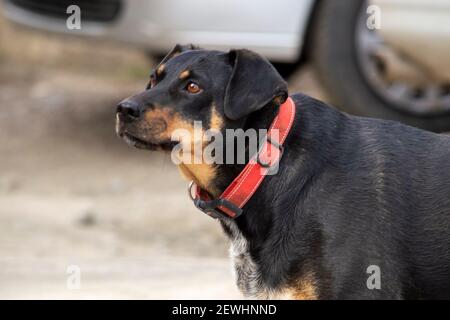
xmin=195 ymin=198 xmax=243 ymax=219
xmin=188 ymin=182 xmax=243 ymax=219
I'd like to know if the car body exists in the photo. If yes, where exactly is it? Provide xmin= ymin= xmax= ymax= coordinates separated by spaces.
xmin=2 ymin=0 xmax=315 ymax=62
xmin=2 ymin=0 xmax=450 ymax=131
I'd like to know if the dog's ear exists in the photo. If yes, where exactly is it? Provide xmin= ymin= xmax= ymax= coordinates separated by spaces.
xmin=159 ymin=44 xmax=199 ymax=65
xmin=223 ymin=49 xmax=288 ymax=120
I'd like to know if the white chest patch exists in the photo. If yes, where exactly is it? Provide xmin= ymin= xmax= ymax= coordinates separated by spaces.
xmin=222 ymin=220 xmax=289 ymax=299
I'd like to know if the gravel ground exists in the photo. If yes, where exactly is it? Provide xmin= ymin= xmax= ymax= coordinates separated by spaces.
xmin=0 ymin=64 xmax=241 ymax=299
xmin=0 ymin=9 xmax=329 ymax=299
xmin=0 ymin=61 xmax=325 ymax=300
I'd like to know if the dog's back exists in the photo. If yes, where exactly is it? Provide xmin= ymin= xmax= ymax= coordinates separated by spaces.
xmin=291 ymin=93 xmax=450 ymax=299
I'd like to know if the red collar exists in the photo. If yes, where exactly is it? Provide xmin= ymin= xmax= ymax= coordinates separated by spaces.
xmin=188 ymin=97 xmax=296 ymax=219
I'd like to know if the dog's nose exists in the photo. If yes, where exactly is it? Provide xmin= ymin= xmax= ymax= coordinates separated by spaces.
xmin=116 ymin=100 xmax=140 ymax=119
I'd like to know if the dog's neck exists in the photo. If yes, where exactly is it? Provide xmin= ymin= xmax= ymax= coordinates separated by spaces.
xmin=177 ymin=102 xmax=281 ymax=199
xmin=212 ymin=101 xmax=281 ymax=196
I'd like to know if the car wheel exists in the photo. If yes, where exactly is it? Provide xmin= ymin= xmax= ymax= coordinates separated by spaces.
xmin=310 ymin=0 xmax=450 ymax=132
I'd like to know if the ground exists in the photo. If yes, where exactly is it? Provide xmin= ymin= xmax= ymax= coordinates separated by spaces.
xmin=0 ymin=14 xmax=326 ymax=299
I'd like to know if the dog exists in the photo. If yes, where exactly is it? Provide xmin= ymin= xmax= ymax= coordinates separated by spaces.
xmin=116 ymin=44 xmax=450 ymax=299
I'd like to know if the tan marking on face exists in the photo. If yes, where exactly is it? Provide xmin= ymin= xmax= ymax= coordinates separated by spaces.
xmin=143 ymin=107 xmax=218 ymax=194
xmin=143 ymin=108 xmax=190 ymax=139
xmin=179 ymin=70 xmax=190 ymax=80
xmin=156 ymin=64 xmax=165 ymax=76
xmin=209 ymin=105 xmax=223 ymax=131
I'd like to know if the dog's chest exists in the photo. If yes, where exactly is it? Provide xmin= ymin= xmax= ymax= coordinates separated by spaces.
xmin=226 ymin=221 xmax=261 ymax=298
xmin=223 ymin=220 xmax=292 ymax=299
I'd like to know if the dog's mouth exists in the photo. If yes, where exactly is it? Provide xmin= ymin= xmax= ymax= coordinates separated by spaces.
xmin=116 ymin=113 xmax=176 ymax=151
xmin=120 ymin=132 xmax=177 ymax=151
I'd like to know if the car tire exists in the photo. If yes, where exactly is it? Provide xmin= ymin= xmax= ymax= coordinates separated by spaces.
xmin=310 ymin=0 xmax=450 ymax=132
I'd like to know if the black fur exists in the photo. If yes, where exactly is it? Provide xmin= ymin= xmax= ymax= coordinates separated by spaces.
xmin=223 ymin=49 xmax=287 ymax=120
xmin=228 ymin=93 xmax=450 ymax=299
xmin=117 ymin=45 xmax=450 ymax=299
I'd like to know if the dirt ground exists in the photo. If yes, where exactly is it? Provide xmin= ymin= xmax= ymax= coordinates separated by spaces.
xmin=0 ymin=11 xmax=327 ymax=299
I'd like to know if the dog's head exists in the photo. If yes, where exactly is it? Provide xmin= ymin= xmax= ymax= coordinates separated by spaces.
xmin=116 ymin=44 xmax=288 ymax=152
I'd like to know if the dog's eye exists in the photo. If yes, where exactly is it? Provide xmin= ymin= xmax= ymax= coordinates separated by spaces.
xmin=185 ymin=81 xmax=202 ymax=94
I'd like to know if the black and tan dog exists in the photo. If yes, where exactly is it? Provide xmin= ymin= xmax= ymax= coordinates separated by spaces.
xmin=116 ymin=44 xmax=450 ymax=299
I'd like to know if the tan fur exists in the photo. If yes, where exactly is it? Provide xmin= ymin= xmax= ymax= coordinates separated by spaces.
xmin=286 ymin=273 xmax=318 ymax=300
xmin=143 ymin=107 xmax=218 ymax=195
xmin=178 ymin=163 xmax=218 ymax=195
xmin=179 ymin=70 xmax=190 ymax=80
xmin=156 ymin=64 xmax=165 ymax=76
xmin=273 ymin=95 xmax=284 ymax=106
xmin=143 ymin=108 xmax=190 ymax=140
xmin=209 ymin=105 xmax=223 ymax=131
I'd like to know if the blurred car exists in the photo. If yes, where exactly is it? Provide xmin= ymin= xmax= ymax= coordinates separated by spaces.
xmin=2 ymin=0 xmax=450 ymax=131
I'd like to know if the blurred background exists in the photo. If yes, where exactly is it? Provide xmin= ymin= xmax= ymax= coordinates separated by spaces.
xmin=0 ymin=0 xmax=449 ymax=299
